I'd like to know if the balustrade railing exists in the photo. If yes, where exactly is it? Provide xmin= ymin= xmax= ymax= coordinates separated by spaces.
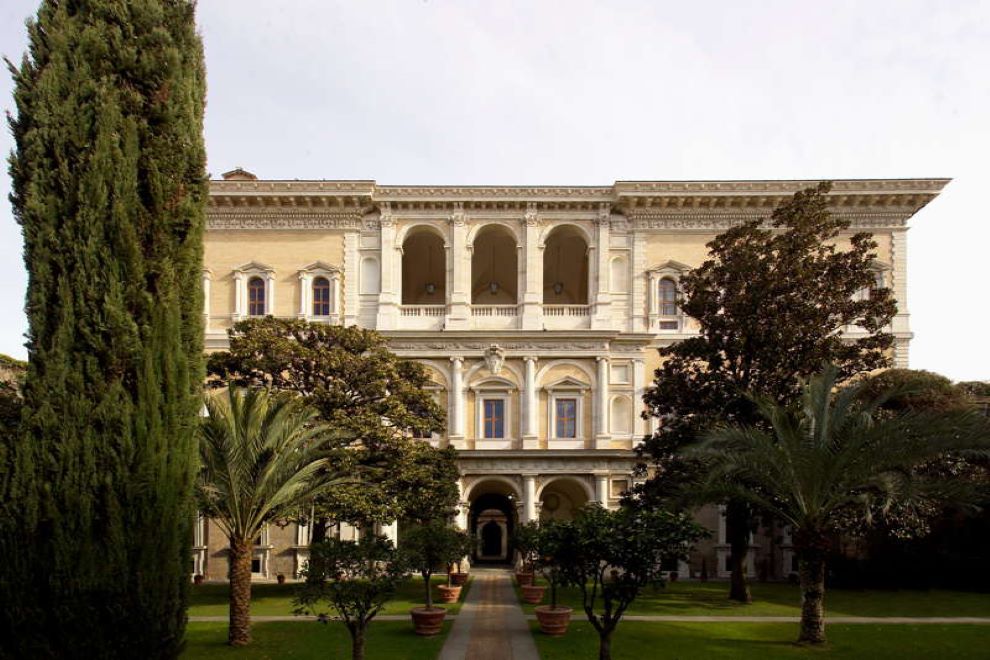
xmin=399 ymin=305 xmax=446 ymax=317
xmin=543 ymin=305 xmax=590 ymax=317
xmin=470 ymin=305 xmax=519 ymax=317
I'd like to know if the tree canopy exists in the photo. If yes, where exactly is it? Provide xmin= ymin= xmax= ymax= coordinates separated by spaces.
xmin=636 ymin=182 xmax=897 ymax=602
xmin=2 ymin=2 xmax=206 ymax=656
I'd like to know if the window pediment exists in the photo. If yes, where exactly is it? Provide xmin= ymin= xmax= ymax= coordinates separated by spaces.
xmin=544 ymin=376 xmax=590 ymax=392
xmin=234 ymin=261 xmax=275 ymax=275
xmin=470 ymin=376 xmax=516 ymax=392
xmin=647 ymin=259 xmax=691 ymax=277
xmin=299 ymin=261 xmax=341 ymax=276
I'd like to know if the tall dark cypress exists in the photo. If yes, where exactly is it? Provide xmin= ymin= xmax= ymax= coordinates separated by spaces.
xmin=2 ymin=1 xmax=206 ymax=657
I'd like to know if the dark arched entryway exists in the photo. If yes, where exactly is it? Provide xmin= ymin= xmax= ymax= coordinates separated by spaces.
xmin=469 ymin=491 xmax=517 ymax=565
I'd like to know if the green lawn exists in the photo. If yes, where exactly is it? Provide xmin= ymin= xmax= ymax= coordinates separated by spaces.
xmin=518 ymin=578 xmax=990 ymax=618
xmin=183 ymin=621 xmax=450 ymax=660
xmin=530 ymin=621 xmax=990 ymax=659
xmin=189 ymin=575 xmax=469 ymax=617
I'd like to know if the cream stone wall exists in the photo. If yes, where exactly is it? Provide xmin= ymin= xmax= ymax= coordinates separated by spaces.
xmin=204 ymin=230 xmax=346 ymax=331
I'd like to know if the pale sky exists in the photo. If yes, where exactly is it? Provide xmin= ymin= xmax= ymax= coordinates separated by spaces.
xmin=1 ymin=1 xmax=988 ymax=380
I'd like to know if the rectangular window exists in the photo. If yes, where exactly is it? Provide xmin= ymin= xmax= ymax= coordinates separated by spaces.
xmin=483 ymin=399 xmax=505 ymax=438
xmin=555 ymin=398 xmax=577 ymax=438
xmin=251 ymin=558 xmax=262 ymax=573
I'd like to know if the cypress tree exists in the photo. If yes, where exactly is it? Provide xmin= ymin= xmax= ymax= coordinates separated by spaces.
xmin=1 ymin=1 xmax=206 ymax=657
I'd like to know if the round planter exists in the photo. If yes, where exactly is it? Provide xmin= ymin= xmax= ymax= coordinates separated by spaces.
xmin=515 ymin=571 xmax=534 ymax=586
xmin=449 ymin=572 xmax=469 ymax=586
xmin=520 ymin=584 xmax=546 ymax=604
xmin=276 ymin=574 xmax=286 ymax=585
xmin=410 ymin=607 xmax=446 ymax=636
xmin=535 ymin=606 xmax=573 ymax=636
xmin=192 ymin=574 xmax=204 ymax=586
xmin=436 ymin=585 xmax=462 ymax=603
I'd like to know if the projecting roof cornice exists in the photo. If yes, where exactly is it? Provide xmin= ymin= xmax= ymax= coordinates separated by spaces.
xmin=206 ymin=178 xmax=949 ymax=230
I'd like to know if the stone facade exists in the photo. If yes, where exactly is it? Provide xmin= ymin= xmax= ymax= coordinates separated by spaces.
xmin=195 ymin=170 xmax=945 ymax=580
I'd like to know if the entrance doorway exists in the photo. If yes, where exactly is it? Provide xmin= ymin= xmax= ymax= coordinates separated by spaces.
xmin=469 ymin=491 xmax=517 ymax=565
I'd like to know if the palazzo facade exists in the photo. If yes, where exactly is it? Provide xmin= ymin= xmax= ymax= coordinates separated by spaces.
xmin=194 ymin=170 xmax=946 ymax=581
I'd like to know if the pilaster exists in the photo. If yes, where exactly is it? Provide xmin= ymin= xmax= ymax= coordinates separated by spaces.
xmin=521 ymin=204 xmax=544 ymax=330
xmin=523 ymin=474 xmax=538 ymax=522
xmin=595 ymin=356 xmax=610 ymax=447
xmin=447 ymin=206 xmax=470 ymax=329
xmin=375 ymin=207 xmax=399 ymax=329
xmin=591 ymin=205 xmax=612 ymax=329
xmin=449 ymin=357 xmax=466 ymax=447
xmin=522 ymin=357 xmax=540 ymax=448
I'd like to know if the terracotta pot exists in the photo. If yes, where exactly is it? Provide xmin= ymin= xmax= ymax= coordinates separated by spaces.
xmin=520 ymin=584 xmax=546 ymax=604
xmin=449 ymin=572 xmax=469 ymax=586
xmin=437 ymin=585 xmax=462 ymax=603
xmin=192 ymin=574 xmax=204 ymax=585
xmin=410 ymin=607 xmax=446 ymax=636
xmin=515 ymin=571 xmax=534 ymax=586
xmin=276 ymin=574 xmax=286 ymax=584
xmin=535 ymin=605 xmax=572 ymax=636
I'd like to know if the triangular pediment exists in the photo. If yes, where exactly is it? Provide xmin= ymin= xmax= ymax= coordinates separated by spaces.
xmin=544 ymin=376 xmax=590 ymax=391
xmin=234 ymin=260 xmax=274 ymax=273
xmin=647 ymin=259 xmax=691 ymax=274
xmin=299 ymin=261 xmax=341 ymax=274
xmin=470 ymin=376 xmax=516 ymax=391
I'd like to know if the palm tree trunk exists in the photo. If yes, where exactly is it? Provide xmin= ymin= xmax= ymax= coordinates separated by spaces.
xmin=228 ymin=536 xmax=253 ymax=646
xmin=726 ymin=503 xmax=752 ymax=603
xmin=797 ymin=553 xmax=826 ymax=644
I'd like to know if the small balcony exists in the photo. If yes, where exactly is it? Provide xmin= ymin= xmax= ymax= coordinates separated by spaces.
xmin=470 ymin=304 xmax=518 ymax=329
xmin=543 ymin=304 xmax=591 ymax=329
xmin=399 ymin=305 xmax=446 ymax=330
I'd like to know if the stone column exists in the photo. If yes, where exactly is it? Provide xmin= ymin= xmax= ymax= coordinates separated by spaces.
xmin=592 ymin=206 xmax=612 ymax=329
xmin=450 ymin=357 xmax=466 ymax=447
xmin=455 ymin=479 xmax=469 ymax=530
xmin=632 ymin=358 xmax=647 ymax=438
xmin=520 ymin=204 xmax=543 ymax=330
xmin=233 ymin=271 xmax=246 ymax=319
xmin=298 ymin=272 xmax=312 ymax=318
xmin=595 ymin=473 xmax=610 ymax=508
xmin=595 ymin=356 xmax=610 ymax=447
xmin=523 ymin=474 xmax=538 ymax=523
xmin=375 ymin=208 xmax=398 ymax=329
xmin=522 ymin=357 xmax=539 ymax=448
xmin=447 ymin=206 xmax=470 ymax=329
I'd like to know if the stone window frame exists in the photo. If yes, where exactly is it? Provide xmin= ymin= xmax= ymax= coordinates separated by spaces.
xmin=233 ymin=261 xmax=276 ymax=320
xmin=298 ymin=261 xmax=342 ymax=323
xmin=545 ymin=376 xmax=590 ymax=448
xmin=647 ymin=260 xmax=691 ymax=333
xmin=471 ymin=377 xmax=516 ymax=449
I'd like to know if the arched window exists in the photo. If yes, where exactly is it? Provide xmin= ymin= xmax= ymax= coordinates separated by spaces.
xmin=312 ymin=276 xmax=331 ymax=316
xmin=659 ymin=278 xmax=677 ymax=316
xmin=248 ymin=277 xmax=266 ymax=316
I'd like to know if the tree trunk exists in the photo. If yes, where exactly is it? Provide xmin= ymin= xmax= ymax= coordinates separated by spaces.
xmin=228 ymin=536 xmax=253 ymax=646
xmin=598 ymin=630 xmax=612 ymax=660
xmin=424 ymin=572 xmax=433 ymax=609
xmin=348 ymin=623 xmax=366 ymax=660
xmin=797 ymin=553 xmax=826 ymax=645
xmin=310 ymin=517 xmax=328 ymax=545
xmin=726 ymin=503 xmax=752 ymax=603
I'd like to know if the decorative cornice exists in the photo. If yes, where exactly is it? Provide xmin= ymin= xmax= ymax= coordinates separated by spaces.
xmin=206 ymin=178 xmax=948 ymax=231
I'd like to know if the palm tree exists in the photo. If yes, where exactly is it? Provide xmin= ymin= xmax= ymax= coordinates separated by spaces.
xmin=198 ymin=387 xmax=344 ymax=646
xmin=694 ymin=366 xmax=990 ymax=645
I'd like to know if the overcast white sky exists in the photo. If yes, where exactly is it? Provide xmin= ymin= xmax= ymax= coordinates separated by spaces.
xmin=1 ymin=1 xmax=988 ymax=380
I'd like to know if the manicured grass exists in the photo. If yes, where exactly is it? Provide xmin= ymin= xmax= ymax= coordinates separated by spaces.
xmin=531 ymin=621 xmax=990 ymax=659
xmin=183 ymin=620 xmax=449 ymax=659
xmin=188 ymin=575 xmax=469 ymax=617
xmin=517 ymin=578 xmax=990 ymax=618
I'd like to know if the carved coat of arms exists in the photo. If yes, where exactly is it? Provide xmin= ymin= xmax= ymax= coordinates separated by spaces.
xmin=484 ymin=344 xmax=505 ymax=375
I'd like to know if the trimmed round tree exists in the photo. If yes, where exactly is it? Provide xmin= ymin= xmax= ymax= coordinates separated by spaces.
xmin=2 ymin=1 xmax=207 ymax=656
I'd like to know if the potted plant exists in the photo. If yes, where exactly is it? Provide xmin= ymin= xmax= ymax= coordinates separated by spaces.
xmin=532 ymin=519 xmax=575 ymax=635
xmin=448 ymin=544 xmax=471 ymax=586
xmin=439 ymin=533 xmax=474 ymax=602
xmin=512 ymin=521 xmax=539 ymax=586
xmin=276 ymin=573 xmax=286 ymax=585
xmin=193 ymin=574 xmax=205 ymax=586
xmin=402 ymin=521 xmax=472 ymax=635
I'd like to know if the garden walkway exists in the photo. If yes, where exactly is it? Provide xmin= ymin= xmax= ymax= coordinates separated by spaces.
xmin=437 ymin=568 xmax=540 ymax=660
